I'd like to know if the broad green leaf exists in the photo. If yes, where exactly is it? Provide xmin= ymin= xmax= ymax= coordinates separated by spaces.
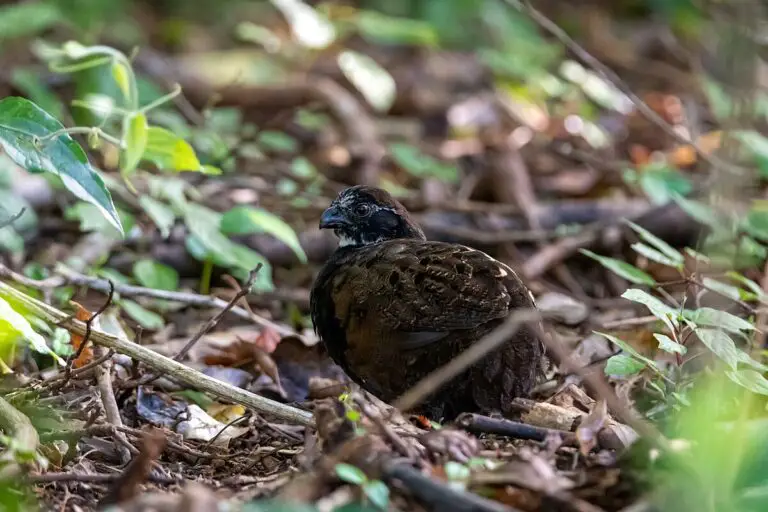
xmin=631 ymin=242 xmax=682 ymax=268
xmin=227 ymin=244 xmax=274 ymax=292
xmin=736 ymin=350 xmax=768 ymax=373
xmin=111 ymin=61 xmax=132 ymax=101
xmin=726 ymin=369 xmax=768 ymax=395
xmin=138 ymin=196 xmax=176 ymax=238
xmin=745 ymin=208 xmax=768 ymax=241
xmin=133 ymin=259 xmax=179 ymax=291
xmin=605 ymin=354 xmax=646 ymax=376
xmin=338 ymin=50 xmax=396 ymax=112
xmin=0 ymin=296 xmax=63 ymax=364
xmin=0 ymin=2 xmax=62 ymax=41
xmin=363 ymin=480 xmax=390 ymax=509
xmin=624 ymin=219 xmax=683 ymax=264
xmin=122 ymin=112 xmax=148 ymax=176
xmin=389 ymin=142 xmax=459 ymax=183
xmin=683 ymin=307 xmax=753 ymax=333
xmin=701 ymin=277 xmax=743 ymax=301
xmin=334 ymin=463 xmax=366 ymax=485
xmin=119 ymin=299 xmax=165 ymax=330
xmin=621 ymin=289 xmax=678 ymax=330
xmin=654 ymin=333 xmax=687 ymax=355
xmin=183 ymin=204 xmax=236 ymax=267
xmin=220 ymin=206 xmax=307 ymax=263
xmin=580 ymin=250 xmax=656 ymax=285
xmin=0 ymin=97 xmax=122 ymax=233
xmin=10 ymin=69 xmax=64 ymax=120
xmin=726 ymin=271 xmax=764 ymax=296
xmin=144 ymin=127 xmax=201 ymax=172
xmin=695 ymin=327 xmax=740 ymax=369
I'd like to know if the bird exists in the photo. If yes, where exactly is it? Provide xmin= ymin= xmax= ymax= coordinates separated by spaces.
xmin=310 ymin=185 xmax=543 ymax=420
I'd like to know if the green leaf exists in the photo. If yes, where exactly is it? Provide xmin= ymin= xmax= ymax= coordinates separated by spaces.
xmin=183 ymin=204 xmax=237 ymax=267
xmin=631 ymin=242 xmax=682 ymax=268
xmin=624 ymin=219 xmax=684 ymax=265
xmin=389 ymin=142 xmax=459 ymax=183
xmin=356 ymin=10 xmax=438 ymax=46
xmin=726 ymin=369 xmax=768 ymax=395
xmin=596 ymin=331 xmax=657 ymax=368
xmin=0 ymin=296 xmax=63 ymax=364
xmin=621 ymin=289 xmax=678 ymax=330
xmin=11 ymin=69 xmax=65 ymax=120
xmin=334 ymin=463 xmax=367 ymax=485
xmin=338 ymin=50 xmax=396 ymax=112
xmin=0 ymin=97 xmax=122 ymax=233
xmin=701 ymin=277 xmax=743 ymax=301
xmin=605 ymin=354 xmax=647 ymax=376
xmin=673 ymin=194 xmax=725 ymax=229
xmin=257 ymin=131 xmax=298 ymax=153
xmin=695 ymin=327 xmax=740 ymax=369
xmin=65 ymin=202 xmax=133 ymax=239
xmin=682 ymin=307 xmax=754 ymax=333
xmin=220 ymin=206 xmax=307 ymax=263
xmin=111 ymin=61 xmax=132 ymax=101
xmin=362 ymin=480 xmax=390 ymax=509
xmin=580 ymin=250 xmax=656 ymax=285
xmin=133 ymin=259 xmax=179 ymax=291
xmin=726 ymin=271 xmax=764 ymax=297
xmin=0 ymin=2 xmax=62 ymax=41
xmin=121 ymin=112 xmax=148 ymax=176
xmin=119 ymin=299 xmax=165 ymax=330
xmin=138 ymin=196 xmax=176 ymax=238
xmin=744 ymin=208 xmax=768 ymax=241
xmin=654 ymin=333 xmax=687 ymax=355
xmin=636 ymin=165 xmax=692 ymax=205
xmin=144 ymin=127 xmax=201 ymax=172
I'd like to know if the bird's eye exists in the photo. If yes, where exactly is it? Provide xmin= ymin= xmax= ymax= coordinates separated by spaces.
xmin=354 ymin=204 xmax=371 ymax=216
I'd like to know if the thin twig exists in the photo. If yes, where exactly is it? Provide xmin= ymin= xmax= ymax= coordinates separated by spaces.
xmin=59 ymin=282 xmax=115 ymax=388
xmin=93 ymin=345 xmax=132 ymax=465
xmin=393 ymin=309 xmax=541 ymax=412
xmin=0 ymin=280 xmax=315 ymax=426
xmin=0 ymin=208 xmax=26 ymax=230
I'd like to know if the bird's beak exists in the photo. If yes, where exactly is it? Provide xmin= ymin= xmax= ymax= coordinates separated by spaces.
xmin=319 ymin=205 xmax=348 ymax=230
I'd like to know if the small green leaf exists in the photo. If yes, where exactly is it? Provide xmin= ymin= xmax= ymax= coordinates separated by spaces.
xmin=334 ymin=463 xmax=367 ymax=485
xmin=0 ymin=296 xmax=63 ymax=364
xmin=338 ymin=50 xmax=396 ymax=112
xmin=695 ymin=327 xmax=740 ymax=369
xmin=257 ymin=131 xmax=298 ymax=153
xmin=119 ymin=299 xmax=165 ymax=330
xmin=605 ymin=354 xmax=646 ymax=376
xmin=144 ymin=127 xmax=201 ymax=172
xmin=138 ymin=196 xmax=176 ymax=238
xmin=65 ymin=202 xmax=133 ymax=239
xmin=0 ymin=2 xmax=62 ymax=41
xmin=133 ymin=259 xmax=179 ymax=291
xmin=362 ymin=480 xmax=390 ymax=510
xmin=631 ymin=242 xmax=682 ymax=268
xmin=111 ymin=61 xmax=132 ymax=101
xmin=0 ymin=97 xmax=122 ymax=233
xmin=183 ymin=204 xmax=236 ymax=267
xmin=726 ymin=271 xmax=764 ymax=297
xmin=356 ymin=10 xmax=438 ymax=46
xmin=683 ymin=307 xmax=753 ymax=333
xmin=744 ymin=208 xmax=768 ymax=241
xmin=636 ymin=165 xmax=692 ymax=205
xmin=673 ymin=194 xmax=725 ymax=229
xmin=624 ymin=219 xmax=684 ymax=264
xmin=389 ymin=142 xmax=459 ymax=183
xmin=701 ymin=277 xmax=743 ymax=301
xmin=122 ymin=112 xmax=148 ymax=176
xmin=596 ymin=331 xmax=657 ymax=368
xmin=220 ymin=206 xmax=307 ymax=263
xmin=726 ymin=369 xmax=768 ymax=395
xmin=654 ymin=333 xmax=687 ymax=355
xmin=621 ymin=289 xmax=678 ymax=329
xmin=580 ymin=250 xmax=656 ymax=285
xmin=444 ymin=461 xmax=471 ymax=482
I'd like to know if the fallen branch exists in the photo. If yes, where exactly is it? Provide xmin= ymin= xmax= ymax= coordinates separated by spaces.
xmin=455 ymin=413 xmax=576 ymax=444
xmin=0 ymin=280 xmax=315 ymax=427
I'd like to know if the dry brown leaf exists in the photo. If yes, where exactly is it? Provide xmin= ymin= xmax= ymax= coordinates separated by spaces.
xmin=576 ymin=400 xmax=608 ymax=455
xmin=69 ymin=302 xmax=94 ymax=368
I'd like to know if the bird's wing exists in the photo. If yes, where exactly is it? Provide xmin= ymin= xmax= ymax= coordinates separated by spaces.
xmin=330 ymin=240 xmax=532 ymax=349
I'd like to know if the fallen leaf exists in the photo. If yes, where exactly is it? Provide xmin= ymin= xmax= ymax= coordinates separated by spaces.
xmin=176 ymin=404 xmax=249 ymax=447
xmin=68 ymin=302 xmax=94 ymax=368
xmin=576 ymin=400 xmax=608 ymax=455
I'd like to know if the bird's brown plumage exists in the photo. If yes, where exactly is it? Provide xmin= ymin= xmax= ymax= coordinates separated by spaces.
xmin=310 ymin=186 xmax=543 ymax=420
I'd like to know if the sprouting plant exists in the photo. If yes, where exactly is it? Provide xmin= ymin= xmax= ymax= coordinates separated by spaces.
xmin=334 ymin=463 xmax=390 ymax=510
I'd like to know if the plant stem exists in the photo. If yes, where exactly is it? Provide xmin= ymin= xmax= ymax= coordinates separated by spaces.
xmin=37 ymin=127 xmax=124 ymax=149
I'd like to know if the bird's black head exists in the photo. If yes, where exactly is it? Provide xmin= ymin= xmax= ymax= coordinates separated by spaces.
xmin=319 ymin=186 xmax=426 ymax=248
